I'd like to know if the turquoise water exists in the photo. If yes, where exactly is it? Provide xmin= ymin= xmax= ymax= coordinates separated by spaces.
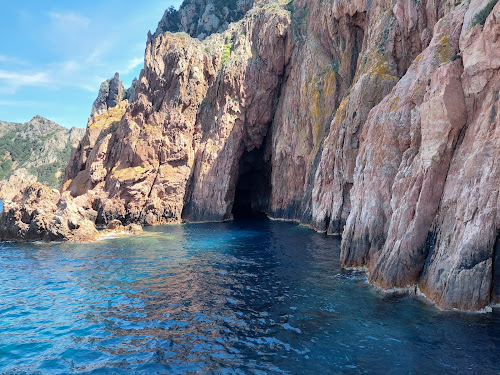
xmin=0 ymin=219 xmax=499 ymax=374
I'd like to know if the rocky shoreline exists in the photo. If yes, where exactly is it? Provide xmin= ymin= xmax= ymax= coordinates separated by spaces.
xmin=0 ymin=183 xmax=142 ymax=242
xmin=1 ymin=0 xmax=499 ymax=312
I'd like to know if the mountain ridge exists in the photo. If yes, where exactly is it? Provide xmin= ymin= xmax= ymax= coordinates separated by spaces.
xmin=0 ymin=115 xmax=85 ymax=188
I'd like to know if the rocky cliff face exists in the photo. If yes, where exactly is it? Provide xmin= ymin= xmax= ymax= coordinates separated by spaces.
xmin=64 ymin=4 xmax=290 ymax=225
xmin=0 ymin=182 xmax=142 ymax=242
xmin=91 ymin=73 xmax=137 ymax=115
xmin=0 ymin=183 xmax=99 ymax=242
xmin=3 ymin=0 xmax=498 ymax=311
xmin=155 ymin=0 xmax=254 ymax=39
xmin=0 ymin=169 xmax=37 ymax=202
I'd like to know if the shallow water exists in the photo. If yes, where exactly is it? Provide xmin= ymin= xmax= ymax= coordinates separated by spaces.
xmin=0 ymin=219 xmax=499 ymax=374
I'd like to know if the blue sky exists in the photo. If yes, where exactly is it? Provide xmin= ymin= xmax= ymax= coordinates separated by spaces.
xmin=0 ymin=0 xmax=182 ymax=128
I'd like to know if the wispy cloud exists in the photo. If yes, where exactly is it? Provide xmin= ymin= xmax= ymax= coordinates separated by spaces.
xmin=0 ymin=5 xmax=148 ymax=97
xmin=0 ymin=99 xmax=47 ymax=107
xmin=0 ymin=62 xmax=102 ymax=93
xmin=122 ymin=57 xmax=143 ymax=75
xmin=0 ymin=69 xmax=51 ymax=88
xmin=0 ymin=55 xmax=28 ymax=66
xmin=48 ymin=11 xmax=90 ymax=30
xmin=0 ymin=1 xmax=175 ymax=126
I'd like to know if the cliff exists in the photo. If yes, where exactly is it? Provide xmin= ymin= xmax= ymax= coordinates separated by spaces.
xmin=4 ymin=0 xmax=500 ymax=311
xmin=0 ymin=116 xmax=85 ymax=189
xmin=155 ymin=0 xmax=254 ymax=39
xmin=91 ymin=73 xmax=137 ymax=115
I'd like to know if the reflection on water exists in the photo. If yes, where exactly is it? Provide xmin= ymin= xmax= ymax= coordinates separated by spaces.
xmin=0 ymin=219 xmax=499 ymax=374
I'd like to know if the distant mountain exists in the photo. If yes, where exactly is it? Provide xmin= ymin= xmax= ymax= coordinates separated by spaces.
xmin=0 ymin=116 xmax=85 ymax=188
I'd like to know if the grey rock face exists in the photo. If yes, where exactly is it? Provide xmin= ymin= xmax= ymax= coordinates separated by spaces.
xmin=155 ymin=0 xmax=254 ymax=39
xmin=91 ymin=73 xmax=138 ymax=116
xmin=91 ymin=73 xmax=125 ymax=115
xmin=126 ymin=78 xmax=138 ymax=103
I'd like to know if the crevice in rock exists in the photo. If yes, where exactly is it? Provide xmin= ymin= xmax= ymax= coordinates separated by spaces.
xmin=349 ymin=23 xmax=364 ymax=85
xmin=328 ymin=11 xmax=366 ymax=99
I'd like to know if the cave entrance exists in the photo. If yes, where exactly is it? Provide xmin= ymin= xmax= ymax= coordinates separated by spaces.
xmin=231 ymin=144 xmax=272 ymax=220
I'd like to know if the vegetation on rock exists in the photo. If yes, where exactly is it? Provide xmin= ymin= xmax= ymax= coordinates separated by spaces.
xmin=0 ymin=117 xmax=84 ymax=188
xmin=155 ymin=0 xmax=254 ymax=39
xmin=472 ymin=0 xmax=498 ymax=26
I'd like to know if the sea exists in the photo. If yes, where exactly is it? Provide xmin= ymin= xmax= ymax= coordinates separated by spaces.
xmin=0 ymin=218 xmax=499 ymax=374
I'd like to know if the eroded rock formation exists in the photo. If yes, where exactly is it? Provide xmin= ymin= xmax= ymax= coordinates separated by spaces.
xmin=63 ymin=4 xmax=292 ymax=225
xmin=91 ymin=73 xmax=137 ymax=116
xmin=155 ymin=0 xmax=254 ymax=39
xmin=0 ymin=183 xmax=143 ymax=242
xmin=0 ymin=183 xmax=99 ymax=242
xmin=3 ymin=0 xmax=500 ymax=311
xmin=0 ymin=169 xmax=38 ymax=201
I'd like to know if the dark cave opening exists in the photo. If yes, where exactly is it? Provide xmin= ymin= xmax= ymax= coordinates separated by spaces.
xmin=231 ymin=144 xmax=272 ymax=220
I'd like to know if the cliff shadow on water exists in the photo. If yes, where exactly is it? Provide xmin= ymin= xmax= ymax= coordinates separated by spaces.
xmin=232 ymin=135 xmax=272 ymax=220
xmin=492 ymin=232 xmax=500 ymax=305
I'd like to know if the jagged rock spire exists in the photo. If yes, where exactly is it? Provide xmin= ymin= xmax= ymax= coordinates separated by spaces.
xmin=91 ymin=73 xmax=138 ymax=116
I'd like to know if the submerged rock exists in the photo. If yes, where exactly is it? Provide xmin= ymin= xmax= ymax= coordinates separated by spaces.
xmin=104 ymin=219 xmax=143 ymax=234
xmin=106 ymin=219 xmax=124 ymax=231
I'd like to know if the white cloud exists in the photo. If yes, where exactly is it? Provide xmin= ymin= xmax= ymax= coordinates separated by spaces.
xmin=0 ymin=100 xmax=47 ymax=107
xmin=122 ymin=57 xmax=144 ymax=75
xmin=51 ymin=60 xmax=106 ymax=92
xmin=77 ymin=80 xmax=105 ymax=93
xmin=48 ymin=11 xmax=90 ymax=30
xmin=0 ymin=70 xmax=51 ymax=88
xmin=0 ymin=55 xmax=28 ymax=65
xmin=0 ymin=1 xmax=183 ymax=126
xmin=84 ymin=44 xmax=109 ymax=65
xmin=0 ymin=50 xmax=117 ymax=93
xmin=0 ymin=63 xmax=101 ymax=93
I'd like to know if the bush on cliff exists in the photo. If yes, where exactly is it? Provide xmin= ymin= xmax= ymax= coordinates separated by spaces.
xmin=472 ymin=0 xmax=499 ymax=26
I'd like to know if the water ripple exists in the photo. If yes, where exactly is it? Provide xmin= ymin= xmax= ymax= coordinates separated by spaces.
xmin=0 ymin=219 xmax=499 ymax=374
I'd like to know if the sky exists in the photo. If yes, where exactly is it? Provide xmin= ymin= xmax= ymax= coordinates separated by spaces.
xmin=0 ymin=0 xmax=183 ymax=129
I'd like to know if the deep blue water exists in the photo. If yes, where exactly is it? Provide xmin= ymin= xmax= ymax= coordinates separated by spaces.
xmin=0 ymin=219 xmax=499 ymax=374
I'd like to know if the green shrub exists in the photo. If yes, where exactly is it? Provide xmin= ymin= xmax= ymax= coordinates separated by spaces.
xmin=332 ymin=60 xmax=340 ymax=74
xmin=472 ymin=0 xmax=498 ymax=26
xmin=28 ymin=162 xmax=60 ymax=189
xmin=221 ymin=42 xmax=233 ymax=65
xmin=0 ymin=158 xmax=13 ymax=180
xmin=285 ymin=0 xmax=308 ymax=39
xmin=0 ymin=124 xmax=74 ymax=188
xmin=160 ymin=6 xmax=181 ymax=33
